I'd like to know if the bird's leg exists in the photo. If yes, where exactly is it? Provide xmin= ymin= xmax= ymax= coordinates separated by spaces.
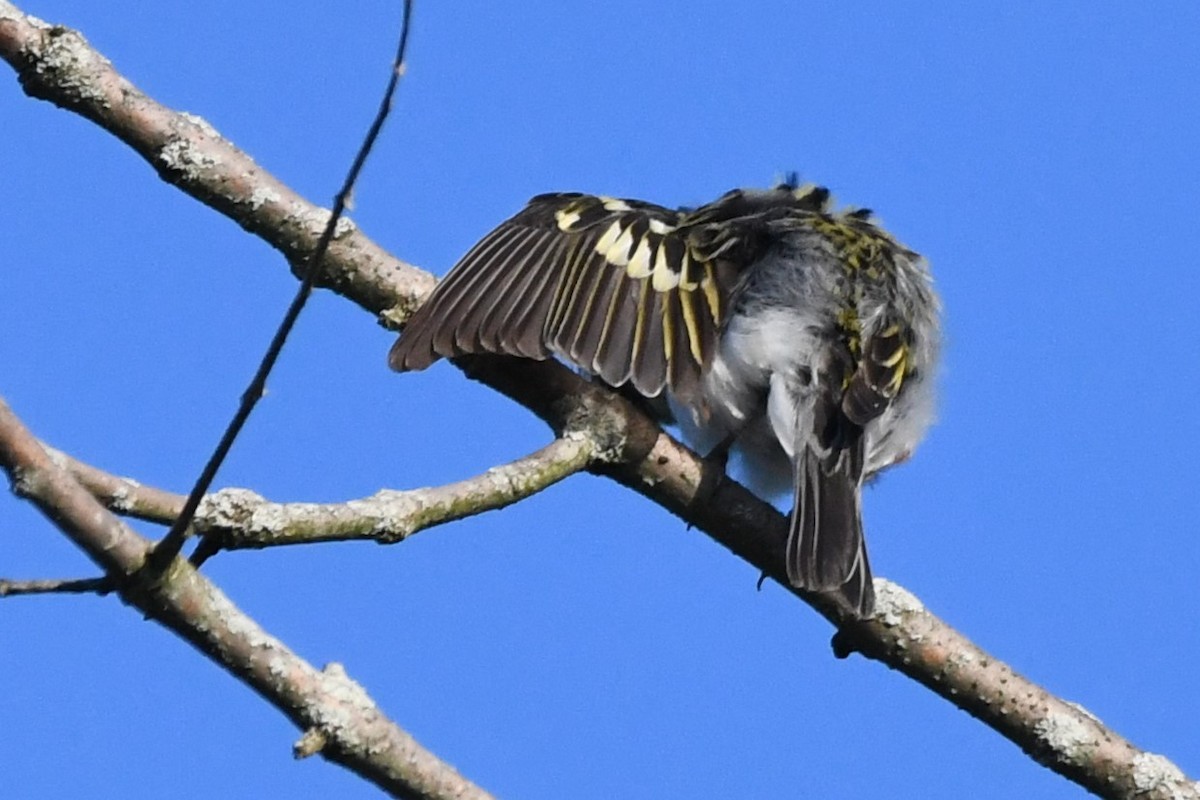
xmin=698 ymin=410 xmax=778 ymax=590
xmin=691 ymin=410 xmax=763 ymax=539
xmin=688 ymin=427 xmax=743 ymax=528
xmin=703 ymin=428 xmax=739 ymax=473
xmin=593 ymin=376 xmax=678 ymax=424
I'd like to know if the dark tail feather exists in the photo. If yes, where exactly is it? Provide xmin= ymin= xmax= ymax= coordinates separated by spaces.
xmin=785 ymin=444 xmax=874 ymax=617
xmin=834 ymin=532 xmax=875 ymax=618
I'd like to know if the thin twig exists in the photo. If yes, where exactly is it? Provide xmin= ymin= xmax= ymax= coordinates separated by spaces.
xmin=0 ymin=576 xmax=113 ymax=597
xmin=0 ymin=396 xmax=494 ymax=800
xmin=150 ymin=0 xmax=416 ymax=568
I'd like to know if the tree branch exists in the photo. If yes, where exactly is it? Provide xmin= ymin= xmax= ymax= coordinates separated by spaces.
xmin=38 ymin=433 xmax=595 ymax=552
xmin=0 ymin=398 xmax=494 ymax=800
xmin=0 ymin=576 xmax=112 ymax=597
xmin=2 ymin=4 xmax=1196 ymax=799
xmin=43 ymin=444 xmax=185 ymax=525
xmin=192 ymin=432 xmax=597 ymax=552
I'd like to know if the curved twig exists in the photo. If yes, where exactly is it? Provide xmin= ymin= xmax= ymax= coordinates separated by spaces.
xmin=192 ymin=433 xmax=597 ymax=551
xmin=38 ymin=434 xmax=596 ymax=551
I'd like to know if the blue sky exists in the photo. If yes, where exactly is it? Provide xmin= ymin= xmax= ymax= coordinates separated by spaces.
xmin=3 ymin=2 xmax=1198 ymax=797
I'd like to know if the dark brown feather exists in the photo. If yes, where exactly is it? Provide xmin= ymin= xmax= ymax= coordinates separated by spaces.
xmin=390 ymin=191 xmax=752 ymax=402
xmin=833 ymin=535 xmax=875 ymax=618
xmin=438 ymin=227 xmax=532 ymax=356
xmin=505 ymin=235 xmax=581 ymax=359
xmin=843 ymin=321 xmax=908 ymax=426
xmin=474 ymin=231 xmax=561 ymax=352
xmin=457 ymin=228 xmax=553 ymax=352
xmin=630 ymin=277 xmax=668 ymax=396
xmin=567 ymin=252 xmax=626 ymax=371
xmin=592 ymin=267 xmax=639 ymax=386
xmin=785 ymin=432 xmax=866 ymax=592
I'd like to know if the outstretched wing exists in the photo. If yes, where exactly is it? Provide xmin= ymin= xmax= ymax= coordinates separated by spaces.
xmin=388 ymin=184 xmax=833 ymax=399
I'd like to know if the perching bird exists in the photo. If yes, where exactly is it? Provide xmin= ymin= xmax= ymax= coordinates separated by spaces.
xmin=389 ymin=180 xmax=940 ymax=618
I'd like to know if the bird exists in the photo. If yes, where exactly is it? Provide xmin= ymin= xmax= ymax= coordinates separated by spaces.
xmin=388 ymin=179 xmax=940 ymax=618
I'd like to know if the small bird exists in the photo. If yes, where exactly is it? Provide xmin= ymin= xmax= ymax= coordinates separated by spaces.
xmin=389 ymin=180 xmax=940 ymax=617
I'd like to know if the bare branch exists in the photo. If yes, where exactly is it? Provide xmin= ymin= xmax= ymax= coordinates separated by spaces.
xmin=40 ymin=433 xmax=594 ymax=554
xmin=0 ymin=397 xmax=495 ymax=800
xmin=193 ymin=432 xmax=597 ymax=552
xmin=44 ymin=444 xmax=184 ymax=524
xmin=0 ymin=576 xmax=112 ymax=597
xmin=2 ymin=4 xmax=1196 ymax=799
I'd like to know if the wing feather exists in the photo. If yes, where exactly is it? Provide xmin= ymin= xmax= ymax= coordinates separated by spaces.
xmin=570 ymin=252 xmax=626 ymax=373
xmin=592 ymin=267 xmax=639 ymax=387
xmin=630 ymin=277 xmax=668 ymax=396
xmin=389 ymin=224 xmax=524 ymax=370
xmin=390 ymin=188 xmax=794 ymax=397
xmin=436 ymin=226 xmax=535 ymax=355
xmin=504 ymin=235 xmax=580 ymax=359
xmin=549 ymin=241 xmax=616 ymax=361
xmin=476 ymin=230 xmax=566 ymax=353
xmin=456 ymin=227 xmax=555 ymax=353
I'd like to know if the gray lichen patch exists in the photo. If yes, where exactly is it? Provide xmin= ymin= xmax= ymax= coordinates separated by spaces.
xmin=33 ymin=26 xmax=111 ymax=107
xmin=873 ymin=579 xmax=924 ymax=627
xmin=1033 ymin=709 xmax=1095 ymax=760
xmin=158 ymin=137 xmax=223 ymax=182
xmin=294 ymin=203 xmax=357 ymax=239
xmin=248 ymin=186 xmax=283 ymax=211
xmin=1131 ymin=752 xmax=1193 ymax=797
xmin=178 ymin=112 xmax=219 ymax=139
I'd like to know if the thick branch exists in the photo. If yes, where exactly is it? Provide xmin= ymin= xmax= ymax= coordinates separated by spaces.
xmin=1 ymin=4 xmax=1195 ymax=799
xmin=0 ymin=399 xmax=494 ymax=800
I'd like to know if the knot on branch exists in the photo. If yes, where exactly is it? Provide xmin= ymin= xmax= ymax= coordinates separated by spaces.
xmin=192 ymin=489 xmax=285 ymax=556
xmin=561 ymin=394 xmax=630 ymax=465
xmin=294 ymin=727 xmax=328 ymax=760
xmin=15 ymin=23 xmax=108 ymax=108
xmin=292 ymin=662 xmax=388 ymax=759
xmin=195 ymin=488 xmax=265 ymax=529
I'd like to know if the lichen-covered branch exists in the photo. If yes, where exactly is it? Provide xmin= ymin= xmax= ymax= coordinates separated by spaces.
xmin=44 ymin=444 xmax=185 ymax=525
xmin=39 ymin=434 xmax=595 ymax=550
xmin=0 ymin=398 xmax=495 ymax=800
xmin=194 ymin=433 xmax=597 ymax=550
xmin=1 ymin=4 xmax=1196 ymax=799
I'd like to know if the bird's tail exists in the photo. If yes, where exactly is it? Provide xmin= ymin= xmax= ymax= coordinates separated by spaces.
xmin=785 ymin=442 xmax=875 ymax=617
